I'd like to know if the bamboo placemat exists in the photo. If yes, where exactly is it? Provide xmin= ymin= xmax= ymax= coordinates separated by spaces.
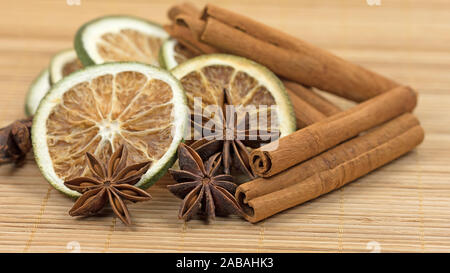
xmin=1 ymin=0 xmax=449 ymax=253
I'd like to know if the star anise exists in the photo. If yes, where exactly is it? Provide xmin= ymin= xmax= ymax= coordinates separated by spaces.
xmin=168 ymin=143 xmax=243 ymax=221
xmin=190 ymin=90 xmax=279 ymax=180
xmin=0 ymin=116 xmax=33 ymax=165
xmin=64 ymin=145 xmax=151 ymax=225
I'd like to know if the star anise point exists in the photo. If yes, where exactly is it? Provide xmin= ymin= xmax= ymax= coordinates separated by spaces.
xmin=64 ymin=145 xmax=152 ymax=225
xmin=188 ymin=91 xmax=280 ymax=181
xmin=168 ymin=143 xmax=243 ymax=221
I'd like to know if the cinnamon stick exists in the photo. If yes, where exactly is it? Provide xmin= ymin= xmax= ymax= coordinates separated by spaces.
xmin=163 ymin=20 xmax=218 ymax=55
xmin=184 ymin=4 xmax=398 ymax=102
xmin=250 ymin=85 xmax=417 ymax=177
xmin=237 ymin=113 xmax=424 ymax=223
xmin=168 ymin=1 xmax=201 ymax=21
xmin=283 ymin=80 xmax=341 ymax=116
xmin=166 ymin=3 xmax=216 ymax=54
xmin=166 ymin=5 xmax=338 ymax=128
xmin=239 ymin=113 xmax=418 ymax=205
xmin=286 ymin=88 xmax=327 ymax=128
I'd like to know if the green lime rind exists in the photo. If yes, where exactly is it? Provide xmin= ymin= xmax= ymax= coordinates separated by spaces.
xmin=49 ymin=49 xmax=78 ymax=84
xmin=158 ymin=43 xmax=168 ymax=69
xmin=74 ymin=23 xmax=94 ymax=67
xmin=171 ymin=53 xmax=297 ymax=136
xmin=74 ymin=15 xmax=169 ymax=67
xmin=159 ymin=38 xmax=178 ymax=70
xmin=32 ymin=62 xmax=188 ymax=198
xmin=24 ymin=68 xmax=51 ymax=116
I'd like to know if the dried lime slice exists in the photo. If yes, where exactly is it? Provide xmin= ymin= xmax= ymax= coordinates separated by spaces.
xmin=25 ymin=68 xmax=51 ymax=116
xmin=171 ymin=54 xmax=296 ymax=138
xmin=32 ymin=62 xmax=188 ymax=197
xmin=49 ymin=49 xmax=83 ymax=84
xmin=25 ymin=50 xmax=83 ymax=116
xmin=159 ymin=39 xmax=197 ymax=70
xmin=75 ymin=15 xmax=169 ymax=66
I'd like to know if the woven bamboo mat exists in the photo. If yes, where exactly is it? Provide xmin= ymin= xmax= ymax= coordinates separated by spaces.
xmin=1 ymin=0 xmax=449 ymax=253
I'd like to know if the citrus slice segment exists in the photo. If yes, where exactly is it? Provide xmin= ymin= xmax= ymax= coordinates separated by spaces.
xmin=159 ymin=39 xmax=197 ymax=70
xmin=75 ymin=15 xmax=169 ymax=67
xmin=32 ymin=62 xmax=188 ymax=197
xmin=50 ymin=49 xmax=83 ymax=84
xmin=25 ymin=68 xmax=51 ymax=116
xmin=171 ymin=54 xmax=296 ymax=139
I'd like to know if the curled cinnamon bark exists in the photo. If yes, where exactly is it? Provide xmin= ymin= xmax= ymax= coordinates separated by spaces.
xmin=285 ymin=81 xmax=342 ymax=128
xmin=285 ymin=89 xmax=328 ymax=128
xmin=164 ymin=11 xmax=219 ymax=55
xmin=165 ymin=3 xmax=343 ymax=127
xmin=171 ymin=3 xmax=399 ymax=102
xmin=237 ymin=113 xmax=424 ymax=223
xmin=167 ymin=1 xmax=201 ymax=21
xmin=163 ymin=22 xmax=219 ymax=55
xmin=250 ymin=86 xmax=417 ymax=177
xmin=283 ymin=80 xmax=341 ymax=117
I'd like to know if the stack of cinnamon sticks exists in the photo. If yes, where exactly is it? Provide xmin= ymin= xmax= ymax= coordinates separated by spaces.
xmin=165 ymin=2 xmax=425 ymax=223
xmin=165 ymin=2 xmax=343 ymax=128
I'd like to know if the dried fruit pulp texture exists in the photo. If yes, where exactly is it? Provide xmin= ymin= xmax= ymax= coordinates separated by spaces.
xmin=46 ymin=71 xmax=174 ymax=180
xmin=62 ymin=59 xmax=83 ymax=77
xmin=173 ymin=43 xmax=196 ymax=65
xmin=181 ymin=65 xmax=278 ymax=133
xmin=97 ymin=29 xmax=164 ymax=65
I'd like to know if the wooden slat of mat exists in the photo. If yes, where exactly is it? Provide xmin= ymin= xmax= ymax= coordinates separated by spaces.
xmin=1 ymin=0 xmax=450 ymax=253
xmin=2 ymin=141 xmax=449 ymax=253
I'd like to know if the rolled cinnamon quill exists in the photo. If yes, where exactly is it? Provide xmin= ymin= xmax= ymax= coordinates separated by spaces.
xmin=185 ymin=4 xmax=399 ymax=102
xmin=164 ymin=21 xmax=219 ymax=55
xmin=168 ymin=1 xmax=201 ymax=21
xmin=237 ymin=113 xmax=424 ymax=223
xmin=283 ymin=80 xmax=341 ymax=117
xmin=286 ymin=88 xmax=328 ymax=128
xmin=166 ymin=5 xmax=340 ymax=129
xmin=250 ymin=85 xmax=417 ymax=177
xmin=239 ymin=113 xmax=418 ymax=205
xmin=285 ymin=81 xmax=342 ymax=128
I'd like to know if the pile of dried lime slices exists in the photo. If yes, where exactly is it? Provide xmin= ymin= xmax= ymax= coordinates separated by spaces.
xmin=24 ymin=15 xmax=296 ymax=222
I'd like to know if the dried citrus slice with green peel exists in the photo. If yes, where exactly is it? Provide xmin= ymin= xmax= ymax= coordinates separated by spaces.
xmin=159 ymin=39 xmax=197 ymax=70
xmin=25 ymin=68 xmax=51 ymax=116
xmin=50 ymin=49 xmax=83 ymax=84
xmin=32 ymin=62 xmax=188 ymax=197
xmin=75 ymin=15 xmax=169 ymax=66
xmin=171 ymin=54 xmax=296 ymax=138
xmin=25 ymin=50 xmax=83 ymax=116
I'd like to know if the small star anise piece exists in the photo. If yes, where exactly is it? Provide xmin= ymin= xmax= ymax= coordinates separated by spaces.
xmin=64 ymin=145 xmax=151 ymax=225
xmin=168 ymin=143 xmax=243 ymax=221
xmin=0 ymin=116 xmax=33 ymax=165
xmin=189 ymin=89 xmax=279 ymax=180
